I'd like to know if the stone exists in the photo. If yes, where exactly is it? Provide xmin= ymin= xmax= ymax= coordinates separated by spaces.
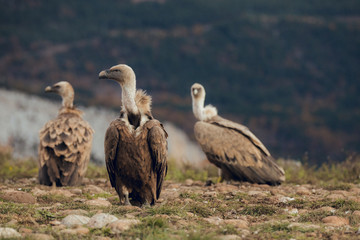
xmin=19 ymin=228 xmax=33 ymax=234
xmin=49 ymin=220 xmax=62 ymax=226
xmin=83 ymin=185 xmax=105 ymax=194
xmin=247 ymin=190 xmax=268 ymax=197
xmin=327 ymin=194 xmax=345 ymax=200
xmin=322 ymin=216 xmax=349 ymax=226
xmin=278 ymin=196 xmax=295 ymax=203
xmin=288 ymin=208 xmax=298 ymax=215
xmin=0 ymin=227 xmax=21 ymax=239
xmin=108 ymin=219 xmax=140 ymax=233
xmin=60 ymin=229 xmax=77 ymax=235
xmin=28 ymin=233 xmax=54 ymax=240
xmin=87 ymin=213 xmax=119 ymax=228
xmin=75 ymin=227 xmax=90 ymax=235
xmin=318 ymin=207 xmax=336 ymax=213
xmin=203 ymin=191 xmax=217 ymax=197
xmin=59 ymin=209 xmax=89 ymax=216
xmin=296 ymin=187 xmax=311 ymax=195
xmin=184 ymin=179 xmax=193 ymax=186
xmin=353 ymin=210 xmax=360 ymax=217
xmin=85 ymin=198 xmax=111 ymax=207
xmin=223 ymin=219 xmax=249 ymax=229
xmin=61 ymin=215 xmax=90 ymax=228
xmin=0 ymin=190 xmax=36 ymax=204
xmin=50 ymin=189 xmax=74 ymax=198
xmin=31 ymin=188 xmax=47 ymax=196
xmin=289 ymin=222 xmax=320 ymax=230
xmin=69 ymin=188 xmax=82 ymax=195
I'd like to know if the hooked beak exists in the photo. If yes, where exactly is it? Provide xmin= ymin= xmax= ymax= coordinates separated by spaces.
xmin=193 ymin=89 xmax=198 ymax=95
xmin=45 ymin=86 xmax=53 ymax=93
xmin=99 ymin=69 xmax=110 ymax=79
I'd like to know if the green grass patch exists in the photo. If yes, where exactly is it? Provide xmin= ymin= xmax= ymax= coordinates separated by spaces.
xmin=298 ymin=211 xmax=333 ymax=223
xmin=239 ymin=205 xmax=278 ymax=216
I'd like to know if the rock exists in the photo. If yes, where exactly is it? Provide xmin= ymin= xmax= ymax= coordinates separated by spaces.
xmin=288 ymin=208 xmax=298 ymax=215
xmin=0 ymin=190 xmax=36 ymax=204
xmin=28 ymin=233 xmax=54 ymax=240
xmin=19 ymin=228 xmax=33 ymax=234
xmin=49 ymin=220 xmax=62 ymax=226
xmin=108 ymin=219 xmax=140 ymax=233
xmin=31 ymin=187 xmax=47 ymax=196
xmin=69 ymin=188 xmax=82 ymax=195
xmin=74 ymin=227 xmax=90 ymax=235
xmin=6 ymin=219 xmax=18 ymax=226
xmin=353 ymin=210 xmax=360 ymax=217
xmin=327 ymin=194 xmax=345 ymax=200
xmin=218 ymin=234 xmax=242 ymax=240
xmin=87 ymin=213 xmax=119 ymax=228
xmin=296 ymin=187 xmax=311 ymax=195
xmin=85 ymin=198 xmax=111 ymax=207
xmin=318 ymin=207 xmax=336 ymax=213
xmin=223 ymin=219 xmax=249 ymax=229
xmin=289 ymin=223 xmax=320 ymax=230
xmin=61 ymin=215 xmax=90 ymax=227
xmin=60 ymin=229 xmax=77 ymax=235
xmin=83 ymin=185 xmax=105 ymax=194
xmin=0 ymin=227 xmax=21 ymax=239
xmin=247 ymin=190 xmax=268 ymax=197
xmin=50 ymin=189 xmax=74 ymax=198
xmin=52 ymin=225 xmax=66 ymax=231
xmin=203 ymin=191 xmax=217 ymax=197
xmin=204 ymin=217 xmax=223 ymax=225
xmin=184 ymin=179 xmax=193 ymax=186
xmin=216 ymin=185 xmax=239 ymax=193
xmin=357 ymin=227 xmax=360 ymax=235
xmin=59 ymin=209 xmax=89 ymax=217
xmin=322 ymin=216 xmax=349 ymax=226
xmin=278 ymin=196 xmax=295 ymax=203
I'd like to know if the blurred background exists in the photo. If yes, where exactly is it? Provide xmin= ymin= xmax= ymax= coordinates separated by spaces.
xmin=0 ymin=0 xmax=359 ymax=167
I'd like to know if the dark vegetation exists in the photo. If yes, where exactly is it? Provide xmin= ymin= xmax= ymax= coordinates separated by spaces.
xmin=0 ymin=0 xmax=359 ymax=165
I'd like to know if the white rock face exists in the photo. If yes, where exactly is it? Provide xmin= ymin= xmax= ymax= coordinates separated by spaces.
xmin=87 ymin=213 xmax=119 ymax=228
xmin=61 ymin=215 xmax=91 ymax=228
xmin=0 ymin=227 xmax=21 ymax=239
xmin=0 ymin=88 xmax=206 ymax=167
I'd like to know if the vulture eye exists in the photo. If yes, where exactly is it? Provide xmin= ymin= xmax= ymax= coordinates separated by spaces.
xmin=53 ymin=85 xmax=60 ymax=89
xmin=112 ymin=69 xmax=121 ymax=72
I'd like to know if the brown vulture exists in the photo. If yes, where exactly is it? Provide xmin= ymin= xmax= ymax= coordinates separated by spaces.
xmin=191 ymin=83 xmax=285 ymax=185
xmin=38 ymin=81 xmax=94 ymax=186
xmin=99 ymin=64 xmax=168 ymax=206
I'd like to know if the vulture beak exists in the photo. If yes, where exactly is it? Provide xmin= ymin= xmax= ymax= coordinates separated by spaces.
xmin=99 ymin=69 xmax=110 ymax=79
xmin=45 ymin=86 xmax=53 ymax=93
xmin=193 ymin=89 xmax=198 ymax=95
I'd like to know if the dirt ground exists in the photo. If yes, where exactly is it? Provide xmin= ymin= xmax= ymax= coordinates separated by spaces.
xmin=0 ymin=177 xmax=359 ymax=239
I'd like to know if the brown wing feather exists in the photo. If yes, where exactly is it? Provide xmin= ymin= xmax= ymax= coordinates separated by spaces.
xmin=104 ymin=121 xmax=120 ymax=188
xmin=39 ymin=112 xmax=94 ymax=186
xmin=194 ymin=119 xmax=285 ymax=185
xmin=147 ymin=121 xmax=168 ymax=199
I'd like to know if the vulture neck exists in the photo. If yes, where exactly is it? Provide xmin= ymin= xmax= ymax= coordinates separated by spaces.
xmin=61 ymin=92 xmax=74 ymax=109
xmin=121 ymin=81 xmax=141 ymax=128
xmin=193 ymin=97 xmax=205 ymax=121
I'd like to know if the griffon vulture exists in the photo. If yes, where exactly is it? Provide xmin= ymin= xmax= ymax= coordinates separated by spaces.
xmin=38 ymin=81 xmax=94 ymax=187
xmin=191 ymin=83 xmax=285 ymax=185
xmin=99 ymin=64 xmax=168 ymax=206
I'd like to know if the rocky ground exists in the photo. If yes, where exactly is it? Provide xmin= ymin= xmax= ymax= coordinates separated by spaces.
xmin=0 ymin=178 xmax=360 ymax=239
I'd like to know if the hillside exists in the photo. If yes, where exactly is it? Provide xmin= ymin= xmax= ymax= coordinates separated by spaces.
xmin=1 ymin=0 xmax=359 ymax=164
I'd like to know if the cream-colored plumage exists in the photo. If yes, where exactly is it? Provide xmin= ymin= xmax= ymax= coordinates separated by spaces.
xmin=38 ymin=81 xmax=94 ymax=186
xmin=191 ymin=83 xmax=285 ymax=185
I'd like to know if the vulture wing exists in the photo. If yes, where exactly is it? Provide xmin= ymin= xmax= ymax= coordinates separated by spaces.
xmin=194 ymin=117 xmax=284 ymax=185
xmin=147 ymin=120 xmax=168 ymax=199
xmin=39 ymin=113 xmax=93 ymax=185
xmin=104 ymin=120 xmax=120 ymax=189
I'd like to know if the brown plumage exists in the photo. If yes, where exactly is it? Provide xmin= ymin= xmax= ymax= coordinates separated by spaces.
xmin=191 ymin=83 xmax=285 ymax=185
xmin=38 ymin=81 xmax=94 ymax=186
xmin=99 ymin=64 xmax=168 ymax=206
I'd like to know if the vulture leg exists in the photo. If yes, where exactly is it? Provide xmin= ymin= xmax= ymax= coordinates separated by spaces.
xmin=52 ymin=181 xmax=56 ymax=190
xmin=124 ymin=193 xmax=131 ymax=206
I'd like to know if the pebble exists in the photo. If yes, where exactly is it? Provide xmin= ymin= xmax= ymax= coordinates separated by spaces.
xmin=83 ymin=185 xmax=105 ymax=194
xmin=59 ymin=209 xmax=89 ymax=216
xmin=0 ymin=190 xmax=36 ymax=204
xmin=322 ymin=216 xmax=349 ymax=226
xmin=18 ymin=228 xmax=33 ymax=234
xmin=327 ymin=194 xmax=345 ymax=200
xmin=28 ymin=233 xmax=54 ymax=240
xmin=61 ymin=214 xmax=90 ymax=227
xmin=87 ymin=213 xmax=118 ymax=228
xmin=184 ymin=179 xmax=193 ymax=186
xmin=289 ymin=222 xmax=320 ymax=230
xmin=318 ymin=207 xmax=336 ymax=213
xmin=0 ymin=227 xmax=21 ymax=239
xmin=218 ymin=234 xmax=242 ymax=240
xmin=85 ymin=198 xmax=111 ymax=207
xmin=223 ymin=219 xmax=249 ymax=229
xmin=247 ymin=190 xmax=268 ymax=197
xmin=203 ymin=191 xmax=217 ymax=197
xmin=353 ymin=210 xmax=360 ymax=217
xmin=108 ymin=219 xmax=140 ymax=233
xmin=49 ymin=189 xmax=74 ymax=198
xmin=296 ymin=187 xmax=311 ymax=195
xmin=69 ymin=188 xmax=82 ymax=195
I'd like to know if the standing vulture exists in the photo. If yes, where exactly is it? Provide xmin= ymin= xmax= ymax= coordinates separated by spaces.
xmin=99 ymin=64 xmax=168 ymax=206
xmin=38 ymin=81 xmax=94 ymax=187
xmin=191 ymin=83 xmax=285 ymax=185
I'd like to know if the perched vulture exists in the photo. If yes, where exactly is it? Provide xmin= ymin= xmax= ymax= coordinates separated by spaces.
xmin=191 ymin=83 xmax=285 ymax=185
xmin=38 ymin=81 xmax=94 ymax=187
xmin=99 ymin=64 xmax=168 ymax=206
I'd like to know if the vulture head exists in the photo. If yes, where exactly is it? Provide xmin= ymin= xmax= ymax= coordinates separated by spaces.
xmin=191 ymin=83 xmax=217 ymax=121
xmin=99 ymin=64 xmax=136 ymax=89
xmin=45 ymin=81 xmax=74 ymax=108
